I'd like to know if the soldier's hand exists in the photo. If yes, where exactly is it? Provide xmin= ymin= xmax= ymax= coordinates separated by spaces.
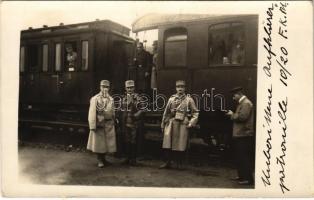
xmin=225 ymin=110 xmax=233 ymax=116
xmin=187 ymin=123 xmax=193 ymax=128
xmin=145 ymin=72 xmax=150 ymax=77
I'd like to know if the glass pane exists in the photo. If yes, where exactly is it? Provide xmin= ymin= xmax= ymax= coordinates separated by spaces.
xmin=55 ymin=43 xmax=61 ymax=71
xmin=20 ymin=46 xmax=25 ymax=72
xmin=42 ymin=44 xmax=48 ymax=72
xmin=209 ymin=22 xmax=245 ymax=65
xmin=165 ymin=40 xmax=187 ymax=67
xmin=28 ymin=44 xmax=40 ymax=71
xmin=81 ymin=41 xmax=88 ymax=70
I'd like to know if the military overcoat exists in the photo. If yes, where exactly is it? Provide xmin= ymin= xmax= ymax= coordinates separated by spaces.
xmin=161 ymin=94 xmax=199 ymax=151
xmin=87 ymin=92 xmax=117 ymax=153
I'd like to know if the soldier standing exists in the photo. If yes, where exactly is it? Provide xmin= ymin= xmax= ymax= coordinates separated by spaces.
xmin=121 ymin=80 xmax=144 ymax=165
xmin=87 ymin=80 xmax=116 ymax=168
xmin=159 ymin=80 xmax=199 ymax=169
xmin=134 ymin=42 xmax=152 ymax=94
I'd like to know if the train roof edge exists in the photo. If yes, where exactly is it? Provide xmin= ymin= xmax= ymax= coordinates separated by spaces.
xmin=21 ymin=19 xmax=131 ymax=38
xmin=132 ymin=13 xmax=258 ymax=33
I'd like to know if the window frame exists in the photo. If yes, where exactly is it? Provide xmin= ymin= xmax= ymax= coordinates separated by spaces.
xmin=163 ymin=27 xmax=188 ymax=68
xmin=41 ymin=43 xmax=49 ymax=73
xmin=208 ymin=21 xmax=246 ymax=67
xmin=54 ymin=42 xmax=62 ymax=72
xmin=26 ymin=43 xmax=41 ymax=73
xmin=81 ymin=40 xmax=89 ymax=71
xmin=19 ymin=46 xmax=25 ymax=73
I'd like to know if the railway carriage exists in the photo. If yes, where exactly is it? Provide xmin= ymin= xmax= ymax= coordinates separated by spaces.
xmin=19 ymin=20 xmax=134 ymax=135
xmin=19 ymin=14 xmax=258 ymax=151
xmin=133 ymin=14 xmax=258 ymax=147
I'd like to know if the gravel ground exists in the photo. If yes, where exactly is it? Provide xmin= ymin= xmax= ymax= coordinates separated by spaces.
xmin=18 ymin=143 xmax=254 ymax=188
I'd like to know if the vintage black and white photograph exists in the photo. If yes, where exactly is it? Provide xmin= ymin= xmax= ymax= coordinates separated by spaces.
xmin=1 ymin=1 xmax=313 ymax=197
xmin=17 ymin=6 xmax=258 ymax=188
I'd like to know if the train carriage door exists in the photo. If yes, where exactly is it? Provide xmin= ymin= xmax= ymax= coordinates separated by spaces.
xmin=158 ymin=27 xmax=189 ymax=97
xmin=59 ymin=38 xmax=80 ymax=105
xmin=22 ymin=41 xmax=41 ymax=103
xmin=49 ymin=38 xmax=64 ymax=104
xmin=61 ymin=34 xmax=94 ymax=105
xmin=111 ymin=40 xmax=133 ymax=94
xmin=38 ymin=40 xmax=54 ymax=104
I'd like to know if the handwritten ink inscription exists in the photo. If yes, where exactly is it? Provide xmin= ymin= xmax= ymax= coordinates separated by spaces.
xmin=261 ymin=2 xmax=290 ymax=194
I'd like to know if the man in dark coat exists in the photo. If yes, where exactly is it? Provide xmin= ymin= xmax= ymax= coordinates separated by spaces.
xmin=134 ymin=42 xmax=152 ymax=94
xmin=226 ymin=86 xmax=255 ymax=185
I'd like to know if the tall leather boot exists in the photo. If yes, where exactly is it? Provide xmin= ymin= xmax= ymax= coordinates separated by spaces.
xmin=159 ymin=149 xmax=172 ymax=169
xmin=130 ymin=143 xmax=138 ymax=166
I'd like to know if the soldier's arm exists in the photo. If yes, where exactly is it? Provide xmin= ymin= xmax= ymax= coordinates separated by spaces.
xmin=161 ymin=98 xmax=172 ymax=129
xmin=231 ymin=102 xmax=253 ymax=122
xmin=188 ymin=97 xmax=199 ymax=127
xmin=88 ymin=97 xmax=97 ymax=130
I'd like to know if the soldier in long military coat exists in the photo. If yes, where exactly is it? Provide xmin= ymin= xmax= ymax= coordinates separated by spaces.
xmin=121 ymin=80 xmax=144 ymax=165
xmin=159 ymin=80 xmax=199 ymax=169
xmin=87 ymin=80 xmax=117 ymax=168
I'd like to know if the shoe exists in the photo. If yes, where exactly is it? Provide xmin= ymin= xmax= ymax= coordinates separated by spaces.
xmin=159 ymin=162 xmax=171 ymax=169
xmin=97 ymin=161 xmax=105 ymax=168
xmin=238 ymin=180 xmax=253 ymax=185
xmin=230 ymin=177 xmax=242 ymax=181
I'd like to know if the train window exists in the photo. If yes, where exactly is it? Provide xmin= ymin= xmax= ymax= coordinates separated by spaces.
xmin=209 ymin=22 xmax=245 ymax=65
xmin=20 ymin=46 xmax=25 ymax=72
xmin=65 ymin=42 xmax=78 ymax=72
xmin=27 ymin=44 xmax=40 ymax=72
xmin=42 ymin=44 xmax=49 ymax=72
xmin=81 ymin=41 xmax=88 ymax=71
xmin=55 ymin=43 xmax=62 ymax=71
xmin=164 ymin=28 xmax=187 ymax=67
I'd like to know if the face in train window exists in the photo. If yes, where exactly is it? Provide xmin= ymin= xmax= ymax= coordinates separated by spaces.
xmin=81 ymin=41 xmax=88 ymax=71
xmin=64 ymin=42 xmax=77 ymax=71
xmin=27 ymin=44 xmax=40 ymax=72
xmin=20 ymin=46 xmax=25 ymax=72
xmin=209 ymin=22 xmax=245 ymax=65
xmin=164 ymin=28 xmax=187 ymax=67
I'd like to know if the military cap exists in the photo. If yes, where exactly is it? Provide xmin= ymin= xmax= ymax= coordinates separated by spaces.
xmin=100 ymin=80 xmax=110 ymax=87
xmin=125 ymin=80 xmax=135 ymax=87
xmin=230 ymin=86 xmax=243 ymax=94
xmin=176 ymin=80 xmax=186 ymax=86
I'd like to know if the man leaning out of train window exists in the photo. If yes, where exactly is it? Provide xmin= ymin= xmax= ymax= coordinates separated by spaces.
xmin=87 ymin=80 xmax=117 ymax=168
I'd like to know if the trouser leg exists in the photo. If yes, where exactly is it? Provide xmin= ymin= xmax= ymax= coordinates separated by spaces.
xmin=241 ymin=137 xmax=254 ymax=182
xmin=159 ymin=149 xmax=172 ymax=169
xmin=97 ymin=153 xmax=105 ymax=161
xmin=233 ymin=138 xmax=244 ymax=179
